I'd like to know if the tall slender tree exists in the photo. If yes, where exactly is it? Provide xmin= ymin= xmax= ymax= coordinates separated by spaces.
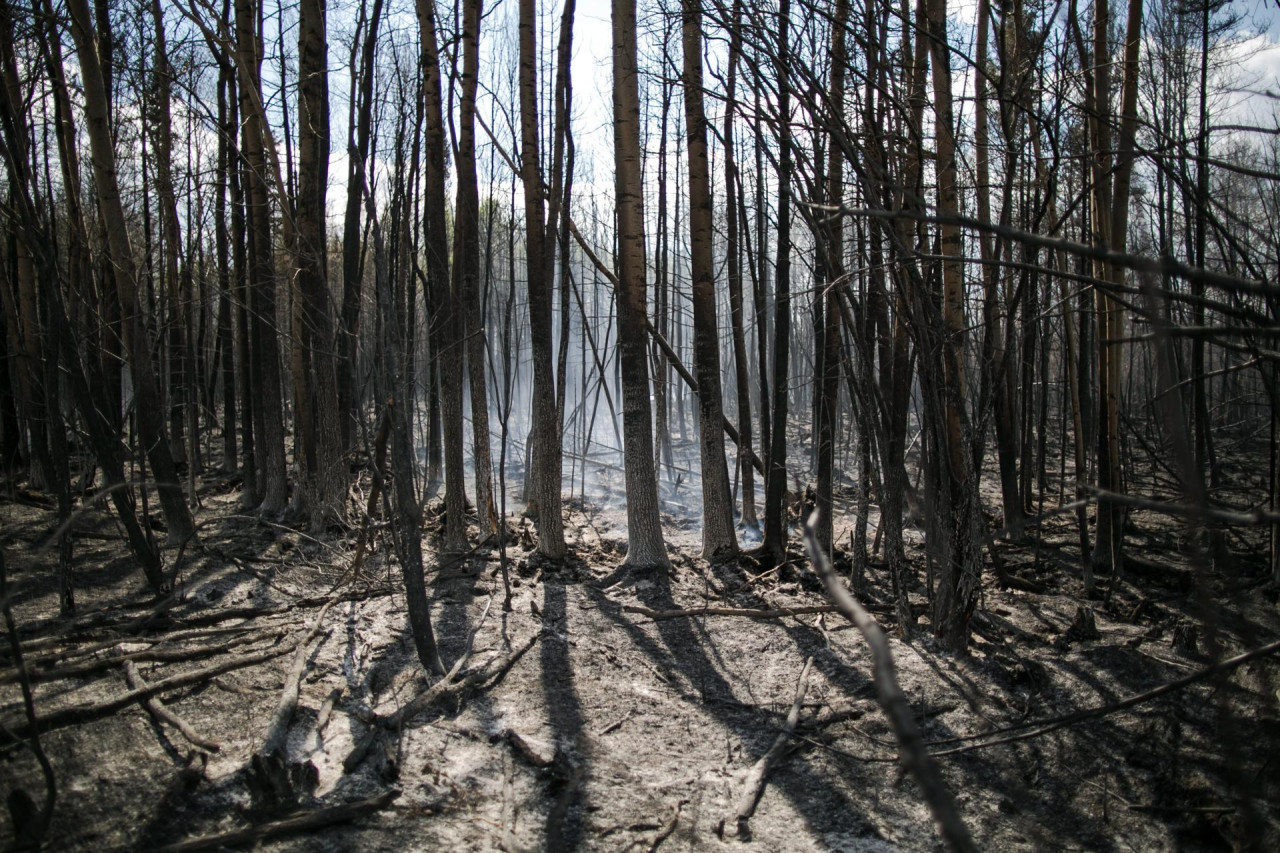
xmin=453 ymin=0 xmax=496 ymax=537
xmin=295 ymin=0 xmax=346 ymax=527
xmin=722 ymin=0 xmax=756 ymax=531
xmin=762 ymin=0 xmax=793 ymax=564
xmin=415 ymin=0 xmax=468 ymax=552
xmin=519 ymin=0 xmax=566 ymax=558
xmin=338 ymin=0 xmax=384 ymax=449
xmin=681 ymin=0 xmax=736 ymax=558
xmin=67 ymin=0 xmax=196 ymax=543
xmin=234 ymin=0 xmax=288 ymax=516
xmin=613 ymin=0 xmax=669 ymax=570
xmin=815 ymin=0 xmax=849 ymax=561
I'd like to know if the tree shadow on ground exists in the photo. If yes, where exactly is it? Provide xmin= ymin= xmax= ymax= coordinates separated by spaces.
xmin=581 ymin=566 xmax=885 ymax=845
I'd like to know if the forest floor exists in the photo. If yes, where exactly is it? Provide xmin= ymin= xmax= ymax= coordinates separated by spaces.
xmin=2 ymin=450 xmax=1279 ymax=852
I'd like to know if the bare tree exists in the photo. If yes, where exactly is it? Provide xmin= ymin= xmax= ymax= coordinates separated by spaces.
xmin=416 ymin=0 xmax=468 ymax=553
xmin=294 ymin=0 xmax=346 ymax=528
xmin=67 ymin=0 xmax=196 ymax=543
xmin=453 ymin=0 xmax=496 ymax=538
xmin=612 ymin=0 xmax=669 ymax=570
xmin=519 ymin=0 xmax=566 ymax=558
xmin=681 ymin=0 xmax=736 ymax=558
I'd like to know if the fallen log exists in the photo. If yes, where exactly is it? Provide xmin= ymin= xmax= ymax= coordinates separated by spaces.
xmin=1 ymin=641 xmax=296 ymax=742
xmin=147 ymin=790 xmax=399 ymax=853
xmin=124 ymin=661 xmax=222 ymax=753
xmin=247 ymin=598 xmax=337 ymax=809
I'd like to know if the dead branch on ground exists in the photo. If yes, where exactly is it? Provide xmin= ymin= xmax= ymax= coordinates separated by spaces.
xmin=724 ymin=656 xmax=814 ymax=839
xmin=804 ymin=512 xmax=977 ymax=853
xmin=124 ymin=660 xmax=222 ymax=753
xmin=0 ymin=641 xmax=296 ymax=743
xmin=624 ymin=603 xmax=841 ymax=621
xmin=148 ymin=790 xmax=399 ymax=852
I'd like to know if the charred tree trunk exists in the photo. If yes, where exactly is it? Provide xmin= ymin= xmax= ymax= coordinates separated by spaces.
xmin=215 ymin=44 xmax=237 ymax=473
xmin=148 ymin=0 xmax=189 ymax=473
xmin=416 ymin=0 xmax=467 ymax=552
xmin=295 ymin=0 xmax=345 ymax=528
xmin=722 ymin=0 xmax=756 ymax=531
xmin=453 ymin=0 xmax=495 ymax=537
xmin=681 ymin=0 xmax=736 ymax=558
xmin=67 ymin=0 xmax=196 ymax=543
xmin=235 ymin=0 xmax=288 ymax=516
xmin=518 ymin=0 xmax=565 ymax=558
xmin=612 ymin=0 xmax=669 ymax=570
xmin=338 ymin=0 xmax=383 ymax=450
xmin=761 ymin=0 xmax=793 ymax=565
xmin=815 ymin=0 xmax=849 ymax=561
xmin=926 ymin=0 xmax=982 ymax=653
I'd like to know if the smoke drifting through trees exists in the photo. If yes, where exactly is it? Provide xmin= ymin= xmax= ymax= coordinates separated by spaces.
xmin=1 ymin=0 xmax=1278 ymax=640
xmin=1 ymin=0 xmax=1280 ymax=845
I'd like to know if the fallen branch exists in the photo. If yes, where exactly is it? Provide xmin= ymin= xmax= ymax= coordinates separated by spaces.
xmin=9 ymin=588 xmax=393 ymax=658
xmin=124 ymin=660 xmax=222 ymax=753
xmin=344 ymin=631 xmax=538 ymax=776
xmin=382 ymin=629 xmax=538 ymax=730
xmin=6 ymin=628 xmax=279 ymax=685
xmin=647 ymin=800 xmax=685 ymax=852
xmin=7 ymin=623 xmax=264 ymax=671
xmin=803 ymin=512 xmax=977 ymax=853
xmin=1 ymin=641 xmax=296 ymax=742
xmin=1 ymin=550 xmax=55 ymax=846
xmin=924 ymin=635 xmax=1280 ymax=757
xmin=147 ymin=790 xmax=399 ymax=853
xmin=247 ymin=598 xmax=338 ymax=809
xmin=624 ymin=604 xmax=841 ymax=621
xmin=258 ymin=599 xmax=337 ymax=757
xmin=726 ymin=657 xmax=814 ymax=838
xmin=315 ymin=687 xmax=342 ymax=737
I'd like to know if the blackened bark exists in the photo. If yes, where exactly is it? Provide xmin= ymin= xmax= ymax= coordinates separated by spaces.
xmin=681 ymin=0 xmax=736 ymax=558
xmin=612 ymin=0 xmax=668 ymax=570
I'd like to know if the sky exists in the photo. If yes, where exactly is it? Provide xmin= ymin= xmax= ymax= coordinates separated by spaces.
xmin=306 ymin=0 xmax=1280 ymax=226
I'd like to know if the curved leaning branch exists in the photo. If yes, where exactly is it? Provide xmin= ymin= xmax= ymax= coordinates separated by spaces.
xmin=802 ymin=511 xmax=977 ymax=853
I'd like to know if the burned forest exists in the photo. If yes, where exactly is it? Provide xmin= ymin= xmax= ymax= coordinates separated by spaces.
xmin=3 ymin=0 xmax=1280 ymax=849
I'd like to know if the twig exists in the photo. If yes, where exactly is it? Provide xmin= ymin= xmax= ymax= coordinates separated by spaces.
xmin=646 ymin=800 xmax=685 ymax=852
xmin=727 ymin=657 xmax=814 ymax=837
xmin=146 ymin=790 xmax=399 ymax=852
xmin=803 ymin=512 xmax=977 ymax=853
xmin=124 ymin=660 xmax=222 ymax=753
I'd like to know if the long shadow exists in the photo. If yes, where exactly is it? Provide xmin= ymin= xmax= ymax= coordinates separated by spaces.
xmin=904 ymin=641 xmax=1128 ymax=850
xmin=582 ymin=570 xmax=885 ymax=845
xmin=540 ymin=578 xmax=588 ymax=851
